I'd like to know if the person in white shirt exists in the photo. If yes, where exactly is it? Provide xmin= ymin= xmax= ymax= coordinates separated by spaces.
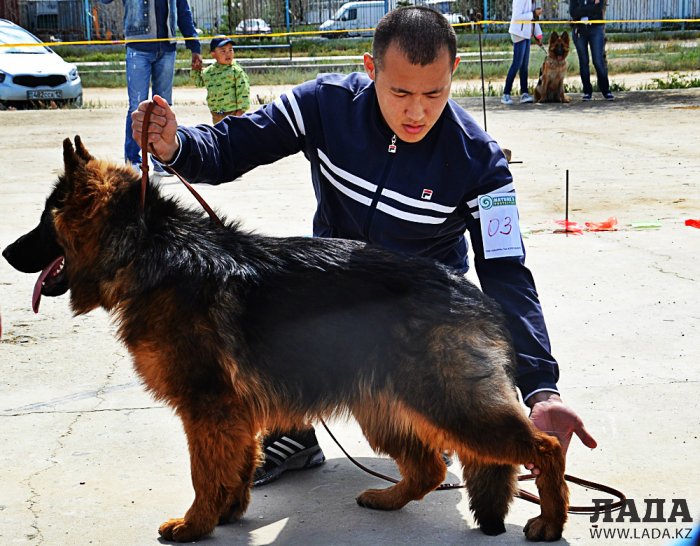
xmin=501 ymin=0 xmax=543 ymax=105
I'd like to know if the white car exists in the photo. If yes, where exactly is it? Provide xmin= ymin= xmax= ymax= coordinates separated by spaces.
xmin=235 ymin=18 xmax=272 ymax=37
xmin=0 ymin=19 xmax=82 ymax=107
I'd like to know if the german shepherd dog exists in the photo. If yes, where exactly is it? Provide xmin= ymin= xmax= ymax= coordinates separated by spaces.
xmin=3 ymin=137 xmax=568 ymax=542
xmin=535 ymin=31 xmax=571 ymax=103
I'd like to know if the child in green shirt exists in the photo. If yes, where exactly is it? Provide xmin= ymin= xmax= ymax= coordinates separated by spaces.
xmin=193 ymin=36 xmax=250 ymax=124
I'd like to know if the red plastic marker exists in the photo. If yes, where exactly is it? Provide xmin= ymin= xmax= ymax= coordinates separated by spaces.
xmin=685 ymin=219 xmax=700 ymax=229
xmin=585 ymin=216 xmax=618 ymax=231
xmin=554 ymin=219 xmax=583 ymax=235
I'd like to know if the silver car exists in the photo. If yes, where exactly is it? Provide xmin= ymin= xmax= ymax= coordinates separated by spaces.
xmin=0 ymin=19 xmax=82 ymax=107
xmin=235 ymin=18 xmax=272 ymax=37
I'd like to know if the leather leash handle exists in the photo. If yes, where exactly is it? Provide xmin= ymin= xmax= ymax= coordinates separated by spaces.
xmin=138 ymin=100 xmax=224 ymax=228
xmin=319 ymin=419 xmax=626 ymax=516
xmin=516 ymin=473 xmax=627 ymax=514
xmin=140 ymin=101 xmax=155 ymax=211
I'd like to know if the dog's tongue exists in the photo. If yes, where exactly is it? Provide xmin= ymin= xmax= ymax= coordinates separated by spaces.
xmin=32 ymin=256 xmax=64 ymax=314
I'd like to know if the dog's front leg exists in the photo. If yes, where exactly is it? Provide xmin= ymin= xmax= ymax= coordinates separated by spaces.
xmin=158 ymin=409 xmax=258 ymax=542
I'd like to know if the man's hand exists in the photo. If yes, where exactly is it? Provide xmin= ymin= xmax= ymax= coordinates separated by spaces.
xmin=524 ymin=392 xmax=597 ymax=475
xmin=191 ymin=52 xmax=203 ymax=71
xmin=131 ymin=95 xmax=180 ymax=163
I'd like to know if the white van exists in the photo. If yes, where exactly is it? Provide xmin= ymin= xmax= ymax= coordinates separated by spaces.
xmin=425 ymin=0 xmax=467 ymax=25
xmin=319 ymin=1 xmax=388 ymax=38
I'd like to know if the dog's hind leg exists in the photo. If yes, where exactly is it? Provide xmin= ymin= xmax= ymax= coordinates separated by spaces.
xmin=353 ymin=407 xmax=446 ymax=510
xmin=521 ymin=431 xmax=569 ymax=541
xmin=459 ymin=454 xmax=518 ymax=536
xmin=452 ymin=412 xmax=568 ymax=541
xmin=158 ymin=408 xmax=257 ymax=542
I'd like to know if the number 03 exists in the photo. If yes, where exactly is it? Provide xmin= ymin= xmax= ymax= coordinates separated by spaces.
xmin=488 ymin=216 xmax=513 ymax=237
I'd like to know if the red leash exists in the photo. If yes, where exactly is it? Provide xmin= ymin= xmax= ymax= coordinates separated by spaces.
xmin=139 ymin=100 xmax=224 ymax=227
xmin=320 ymin=419 xmax=626 ymax=515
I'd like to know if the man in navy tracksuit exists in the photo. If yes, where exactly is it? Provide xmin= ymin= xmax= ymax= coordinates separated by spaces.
xmin=133 ymin=6 xmax=596 ymax=486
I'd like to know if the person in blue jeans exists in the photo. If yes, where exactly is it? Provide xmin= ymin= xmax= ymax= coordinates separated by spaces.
xmin=101 ymin=0 xmax=202 ymax=173
xmin=570 ymin=0 xmax=613 ymax=101
xmin=501 ymin=0 xmax=542 ymax=105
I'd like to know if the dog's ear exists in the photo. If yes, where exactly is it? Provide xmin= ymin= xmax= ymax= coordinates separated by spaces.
xmin=74 ymin=135 xmax=95 ymax=163
xmin=550 ymin=31 xmax=559 ymax=44
xmin=561 ymin=31 xmax=569 ymax=43
xmin=63 ymin=137 xmax=82 ymax=178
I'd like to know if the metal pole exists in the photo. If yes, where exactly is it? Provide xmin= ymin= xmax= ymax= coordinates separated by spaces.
xmin=477 ymin=14 xmax=487 ymax=131
xmin=285 ymin=0 xmax=291 ymax=35
xmin=84 ymin=0 xmax=92 ymax=41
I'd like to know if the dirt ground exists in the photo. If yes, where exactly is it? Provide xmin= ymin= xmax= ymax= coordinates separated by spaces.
xmin=0 ymin=82 xmax=699 ymax=545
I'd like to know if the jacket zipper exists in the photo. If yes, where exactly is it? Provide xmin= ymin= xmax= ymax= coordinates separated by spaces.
xmin=362 ymin=133 xmax=397 ymax=237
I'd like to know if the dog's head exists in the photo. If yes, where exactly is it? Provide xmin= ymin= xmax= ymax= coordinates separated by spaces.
xmin=547 ymin=31 xmax=570 ymax=61
xmin=3 ymin=136 xmax=138 ymax=314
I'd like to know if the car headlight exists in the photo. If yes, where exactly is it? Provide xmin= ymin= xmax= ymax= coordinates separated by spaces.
xmin=69 ymin=67 xmax=79 ymax=81
xmin=0 ymin=71 xmax=6 ymax=84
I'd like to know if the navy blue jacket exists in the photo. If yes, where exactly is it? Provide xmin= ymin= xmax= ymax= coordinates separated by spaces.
xmin=170 ymin=72 xmax=559 ymax=400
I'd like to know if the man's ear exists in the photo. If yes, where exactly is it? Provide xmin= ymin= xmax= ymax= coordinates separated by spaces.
xmin=363 ymin=53 xmax=376 ymax=81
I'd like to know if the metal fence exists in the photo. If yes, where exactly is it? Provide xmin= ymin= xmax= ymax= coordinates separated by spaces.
xmin=1 ymin=0 xmax=698 ymax=42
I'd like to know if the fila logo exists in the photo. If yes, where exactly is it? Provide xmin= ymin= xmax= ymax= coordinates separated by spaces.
xmin=421 ymin=189 xmax=433 ymax=200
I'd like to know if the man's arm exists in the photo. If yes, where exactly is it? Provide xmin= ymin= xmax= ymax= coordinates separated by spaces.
xmin=132 ymin=82 xmax=312 ymax=183
xmin=176 ymin=0 xmax=202 ymax=69
xmin=463 ymin=143 xmax=597 ymax=460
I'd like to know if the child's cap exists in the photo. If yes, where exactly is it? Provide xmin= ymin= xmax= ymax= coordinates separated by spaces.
xmin=210 ymin=35 xmax=234 ymax=50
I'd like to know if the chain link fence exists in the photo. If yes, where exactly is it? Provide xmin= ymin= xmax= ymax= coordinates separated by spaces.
xmin=1 ymin=0 xmax=698 ymax=42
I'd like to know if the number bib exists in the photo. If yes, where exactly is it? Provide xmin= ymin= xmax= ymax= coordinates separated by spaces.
xmin=477 ymin=193 xmax=524 ymax=259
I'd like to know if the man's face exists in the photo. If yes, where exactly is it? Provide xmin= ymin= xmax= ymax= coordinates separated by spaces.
xmin=364 ymin=44 xmax=459 ymax=144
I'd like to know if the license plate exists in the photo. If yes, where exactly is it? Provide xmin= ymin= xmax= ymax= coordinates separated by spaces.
xmin=27 ymin=90 xmax=63 ymax=100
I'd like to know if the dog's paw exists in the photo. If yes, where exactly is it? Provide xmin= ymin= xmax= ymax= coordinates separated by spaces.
xmin=158 ymin=518 xmax=210 ymax=543
xmin=356 ymin=488 xmax=405 ymax=511
xmin=523 ymin=515 xmax=563 ymax=542
xmin=478 ymin=517 xmax=506 ymax=536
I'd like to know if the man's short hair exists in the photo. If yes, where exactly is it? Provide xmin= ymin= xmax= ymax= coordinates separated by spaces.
xmin=372 ymin=6 xmax=457 ymax=71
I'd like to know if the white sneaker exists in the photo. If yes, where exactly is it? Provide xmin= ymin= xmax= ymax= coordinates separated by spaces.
xmin=501 ymin=94 xmax=513 ymax=105
xmin=520 ymin=92 xmax=534 ymax=104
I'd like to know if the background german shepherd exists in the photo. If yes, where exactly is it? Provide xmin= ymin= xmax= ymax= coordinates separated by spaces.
xmin=535 ymin=31 xmax=571 ymax=103
xmin=2 ymin=137 xmax=568 ymax=542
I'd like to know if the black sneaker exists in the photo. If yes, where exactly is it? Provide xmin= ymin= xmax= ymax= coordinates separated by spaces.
xmin=253 ymin=427 xmax=325 ymax=487
xmin=603 ymin=92 xmax=615 ymax=101
xmin=582 ymin=93 xmax=592 ymax=101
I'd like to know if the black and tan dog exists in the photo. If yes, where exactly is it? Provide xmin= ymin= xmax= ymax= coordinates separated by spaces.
xmin=3 ymin=137 xmax=568 ymax=542
xmin=535 ymin=31 xmax=571 ymax=103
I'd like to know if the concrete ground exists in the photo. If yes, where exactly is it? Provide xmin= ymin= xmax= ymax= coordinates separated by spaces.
xmin=0 ymin=84 xmax=698 ymax=545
